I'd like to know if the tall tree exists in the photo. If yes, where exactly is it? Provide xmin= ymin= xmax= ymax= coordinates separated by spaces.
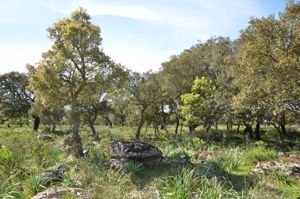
xmin=28 ymin=8 xmax=110 ymax=157
xmin=235 ymin=2 xmax=300 ymax=139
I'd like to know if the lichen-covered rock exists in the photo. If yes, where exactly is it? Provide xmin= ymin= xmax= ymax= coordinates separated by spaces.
xmin=253 ymin=155 xmax=300 ymax=178
xmin=32 ymin=188 xmax=84 ymax=199
xmin=38 ymin=135 xmax=54 ymax=142
xmin=109 ymin=140 xmax=162 ymax=159
xmin=106 ymin=158 xmax=130 ymax=170
xmin=40 ymin=164 xmax=68 ymax=186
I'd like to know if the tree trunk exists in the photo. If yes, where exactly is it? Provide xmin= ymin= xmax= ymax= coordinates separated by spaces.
xmin=189 ymin=125 xmax=197 ymax=135
xmin=205 ymin=125 xmax=211 ymax=133
xmin=89 ymin=121 xmax=96 ymax=137
xmin=271 ymin=123 xmax=284 ymax=141
xmin=51 ymin=124 xmax=56 ymax=132
xmin=104 ymin=116 xmax=113 ymax=128
xmin=175 ymin=117 xmax=180 ymax=135
xmin=237 ymin=123 xmax=240 ymax=133
xmin=71 ymin=107 xmax=84 ymax=157
xmin=135 ymin=114 xmax=144 ymax=139
xmin=254 ymin=121 xmax=261 ymax=140
xmin=280 ymin=113 xmax=287 ymax=136
xmin=244 ymin=123 xmax=254 ymax=141
xmin=33 ymin=115 xmax=40 ymax=132
xmin=215 ymin=122 xmax=218 ymax=130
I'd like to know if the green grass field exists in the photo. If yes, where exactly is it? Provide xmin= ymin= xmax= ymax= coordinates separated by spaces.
xmin=1 ymin=124 xmax=300 ymax=198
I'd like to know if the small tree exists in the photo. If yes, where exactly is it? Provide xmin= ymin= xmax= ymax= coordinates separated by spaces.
xmin=180 ymin=77 xmax=218 ymax=134
xmin=0 ymin=72 xmax=33 ymax=125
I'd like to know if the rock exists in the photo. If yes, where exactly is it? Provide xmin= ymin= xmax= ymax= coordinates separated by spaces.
xmin=110 ymin=140 xmax=163 ymax=159
xmin=139 ymin=156 xmax=166 ymax=166
xmin=38 ymin=135 xmax=55 ymax=142
xmin=107 ymin=140 xmax=193 ymax=171
xmin=167 ymin=157 xmax=191 ymax=166
xmin=40 ymin=164 xmax=68 ymax=186
xmin=253 ymin=155 xmax=300 ymax=178
xmin=32 ymin=188 xmax=84 ymax=199
xmin=106 ymin=158 xmax=130 ymax=170
xmin=198 ymin=151 xmax=220 ymax=161
xmin=107 ymin=140 xmax=164 ymax=170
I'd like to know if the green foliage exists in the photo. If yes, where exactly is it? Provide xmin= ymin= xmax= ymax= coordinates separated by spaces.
xmin=180 ymin=76 xmax=218 ymax=131
xmin=167 ymin=149 xmax=193 ymax=161
xmin=125 ymin=160 xmax=144 ymax=174
xmin=23 ymin=175 xmax=46 ymax=197
xmin=0 ymin=72 xmax=32 ymax=124
xmin=32 ymin=142 xmax=64 ymax=168
xmin=62 ymin=172 xmax=81 ymax=187
xmin=242 ymin=145 xmax=278 ymax=165
xmin=0 ymin=173 xmax=24 ymax=199
xmin=160 ymin=168 xmax=196 ymax=199
xmin=0 ymin=147 xmax=17 ymax=171
xmin=221 ymin=147 xmax=243 ymax=172
xmin=196 ymin=177 xmax=239 ymax=199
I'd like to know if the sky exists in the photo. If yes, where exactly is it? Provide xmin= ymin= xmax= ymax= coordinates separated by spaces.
xmin=0 ymin=0 xmax=287 ymax=74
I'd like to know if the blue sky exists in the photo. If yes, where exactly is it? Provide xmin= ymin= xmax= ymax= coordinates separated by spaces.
xmin=0 ymin=0 xmax=287 ymax=74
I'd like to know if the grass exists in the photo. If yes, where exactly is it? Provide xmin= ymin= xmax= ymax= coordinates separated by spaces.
xmin=0 ymin=124 xmax=300 ymax=198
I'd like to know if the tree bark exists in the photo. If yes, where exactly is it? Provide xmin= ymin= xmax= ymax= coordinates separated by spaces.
xmin=89 ymin=121 xmax=96 ymax=137
xmin=104 ymin=116 xmax=113 ymax=127
xmin=33 ymin=115 xmax=40 ymax=132
xmin=244 ymin=123 xmax=254 ymax=141
xmin=254 ymin=121 xmax=261 ymax=140
xmin=237 ymin=123 xmax=240 ymax=133
xmin=51 ymin=124 xmax=56 ymax=132
xmin=189 ymin=125 xmax=197 ymax=135
xmin=71 ymin=106 xmax=83 ymax=157
xmin=135 ymin=117 xmax=144 ymax=139
xmin=271 ymin=123 xmax=284 ymax=141
xmin=280 ymin=113 xmax=287 ymax=136
xmin=175 ymin=117 xmax=180 ymax=135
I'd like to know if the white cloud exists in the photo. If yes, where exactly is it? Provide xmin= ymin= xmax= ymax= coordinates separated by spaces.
xmin=0 ymin=43 xmax=48 ymax=74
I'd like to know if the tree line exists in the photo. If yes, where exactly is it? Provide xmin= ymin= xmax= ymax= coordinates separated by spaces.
xmin=0 ymin=2 xmax=299 ymax=157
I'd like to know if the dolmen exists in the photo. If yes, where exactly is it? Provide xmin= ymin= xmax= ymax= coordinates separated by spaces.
xmin=107 ymin=140 xmax=190 ymax=171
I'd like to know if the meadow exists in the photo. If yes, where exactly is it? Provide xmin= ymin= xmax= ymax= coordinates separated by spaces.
xmin=1 ymin=124 xmax=300 ymax=199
